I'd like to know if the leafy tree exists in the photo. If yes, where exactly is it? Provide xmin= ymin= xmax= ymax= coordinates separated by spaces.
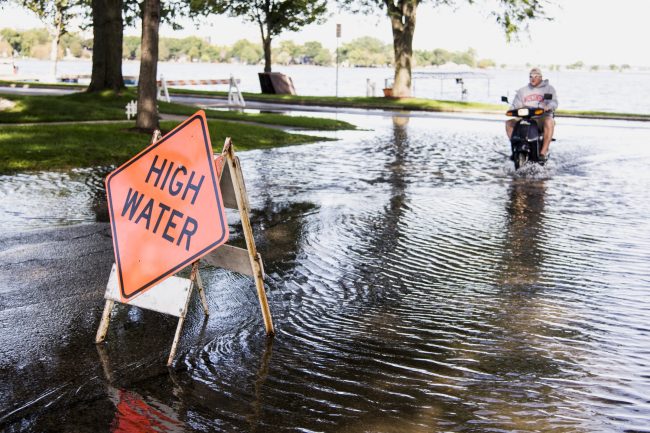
xmin=340 ymin=0 xmax=553 ymax=97
xmin=61 ymin=32 xmax=85 ymax=57
xmin=302 ymin=40 xmax=331 ymax=65
xmin=21 ymin=0 xmax=79 ymax=77
xmin=340 ymin=36 xmax=392 ymax=66
xmin=312 ymin=46 xmax=333 ymax=65
xmin=451 ymin=47 xmax=476 ymax=67
xmin=274 ymin=40 xmax=300 ymax=64
xmin=566 ymin=60 xmax=584 ymax=70
xmin=415 ymin=47 xmax=477 ymax=67
xmin=477 ymin=58 xmax=495 ymax=69
xmin=0 ymin=29 xmax=24 ymax=55
xmin=230 ymin=39 xmax=263 ymax=64
xmin=0 ymin=28 xmax=50 ymax=57
xmin=198 ymin=0 xmax=328 ymax=72
xmin=123 ymin=35 xmax=140 ymax=60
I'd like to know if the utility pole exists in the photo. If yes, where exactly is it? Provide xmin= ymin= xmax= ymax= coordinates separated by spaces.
xmin=336 ymin=23 xmax=341 ymax=97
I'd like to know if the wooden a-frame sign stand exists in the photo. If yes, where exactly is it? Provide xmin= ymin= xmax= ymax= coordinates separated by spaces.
xmin=96 ymin=135 xmax=274 ymax=366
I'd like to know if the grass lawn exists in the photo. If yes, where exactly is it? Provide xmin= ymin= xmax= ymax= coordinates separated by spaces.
xmin=2 ymin=82 xmax=649 ymax=121
xmin=0 ymin=90 xmax=357 ymax=130
xmin=167 ymin=88 xmax=650 ymax=121
xmin=0 ymin=119 xmax=330 ymax=174
xmin=168 ymin=88 xmax=505 ymax=112
xmin=160 ymin=103 xmax=357 ymax=130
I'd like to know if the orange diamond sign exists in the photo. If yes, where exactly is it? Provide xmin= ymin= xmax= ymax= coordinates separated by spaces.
xmin=106 ymin=111 xmax=228 ymax=302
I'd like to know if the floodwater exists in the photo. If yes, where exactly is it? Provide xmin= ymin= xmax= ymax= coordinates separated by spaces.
xmin=1 ymin=112 xmax=650 ymax=432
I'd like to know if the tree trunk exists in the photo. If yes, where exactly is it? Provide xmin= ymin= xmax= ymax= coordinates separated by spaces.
xmin=49 ymin=32 xmax=60 ymax=79
xmin=88 ymin=0 xmax=125 ymax=92
xmin=263 ymin=36 xmax=272 ymax=73
xmin=49 ymin=7 xmax=63 ymax=79
xmin=387 ymin=0 xmax=417 ymax=98
xmin=136 ymin=0 xmax=160 ymax=132
xmin=258 ymin=18 xmax=272 ymax=73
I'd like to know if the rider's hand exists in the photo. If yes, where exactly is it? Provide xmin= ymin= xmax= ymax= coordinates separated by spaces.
xmin=543 ymin=103 xmax=552 ymax=112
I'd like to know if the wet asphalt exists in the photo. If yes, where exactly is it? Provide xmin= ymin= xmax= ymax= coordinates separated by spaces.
xmin=0 ymin=223 xmax=113 ymax=427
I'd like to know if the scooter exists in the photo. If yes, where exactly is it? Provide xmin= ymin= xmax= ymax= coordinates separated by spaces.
xmin=502 ymin=94 xmax=553 ymax=170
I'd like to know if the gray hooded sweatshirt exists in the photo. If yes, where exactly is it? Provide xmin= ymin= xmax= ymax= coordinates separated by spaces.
xmin=511 ymin=79 xmax=558 ymax=112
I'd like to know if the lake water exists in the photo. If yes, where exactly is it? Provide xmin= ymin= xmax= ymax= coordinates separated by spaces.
xmin=13 ymin=59 xmax=650 ymax=114
xmin=1 ymin=110 xmax=650 ymax=431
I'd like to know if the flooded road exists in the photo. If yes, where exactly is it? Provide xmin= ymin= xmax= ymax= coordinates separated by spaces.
xmin=1 ymin=112 xmax=650 ymax=432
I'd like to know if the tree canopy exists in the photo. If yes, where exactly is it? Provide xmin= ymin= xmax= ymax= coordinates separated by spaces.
xmin=195 ymin=0 xmax=329 ymax=72
xmin=339 ymin=0 xmax=553 ymax=97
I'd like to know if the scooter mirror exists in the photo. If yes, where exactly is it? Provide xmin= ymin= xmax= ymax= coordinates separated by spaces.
xmin=544 ymin=93 xmax=553 ymax=100
xmin=501 ymin=96 xmax=509 ymax=103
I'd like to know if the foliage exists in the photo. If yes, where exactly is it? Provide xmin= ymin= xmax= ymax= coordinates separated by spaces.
xmin=21 ymin=0 xmax=80 ymax=36
xmin=0 ymin=27 xmax=91 ymax=58
xmin=340 ymin=36 xmax=392 ymax=66
xmin=230 ymin=39 xmax=263 ymax=64
xmin=477 ymin=58 xmax=495 ymax=69
xmin=0 ymin=28 xmax=49 ymax=56
xmin=197 ymin=0 xmax=328 ymax=37
xmin=414 ymin=47 xmax=480 ymax=67
xmin=123 ymin=35 xmax=140 ymax=60
xmin=566 ymin=60 xmax=584 ymax=70
xmin=273 ymin=40 xmax=332 ymax=65
xmin=194 ymin=0 xmax=329 ymax=71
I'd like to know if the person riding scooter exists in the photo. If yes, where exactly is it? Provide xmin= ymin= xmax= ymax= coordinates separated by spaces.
xmin=505 ymin=67 xmax=558 ymax=161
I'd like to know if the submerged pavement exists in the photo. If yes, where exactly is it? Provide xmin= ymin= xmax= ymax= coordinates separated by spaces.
xmin=0 ymin=224 xmax=116 ymax=428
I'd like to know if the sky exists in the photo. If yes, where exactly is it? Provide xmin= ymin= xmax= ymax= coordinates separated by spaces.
xmin=1 ymin=0 xmax=649 ymax=67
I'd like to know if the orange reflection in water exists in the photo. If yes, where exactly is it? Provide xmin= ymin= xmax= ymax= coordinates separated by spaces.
xmin=111 ymin=389 xmax=183 ymax=433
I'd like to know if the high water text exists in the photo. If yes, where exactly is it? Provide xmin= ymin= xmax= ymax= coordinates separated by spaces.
xmin=120 ymin=155 xmax=205 ymax=251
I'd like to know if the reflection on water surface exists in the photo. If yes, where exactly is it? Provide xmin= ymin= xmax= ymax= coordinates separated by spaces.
xmin=1 ymin=113 xmax=650 ymax=432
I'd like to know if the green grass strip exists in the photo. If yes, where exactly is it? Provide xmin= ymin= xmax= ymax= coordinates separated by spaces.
xmin=159 ymin=102 xmax=356 ymax=130
xmin=0 ymin=79 xmax=86 ymax=90
xmin=167 ymin=88 xmax=650 ymax=121
xmin=0 ymin=119 xmax=331 ymax=174
xmin=0 ymin=90 xmax=357 ymax=130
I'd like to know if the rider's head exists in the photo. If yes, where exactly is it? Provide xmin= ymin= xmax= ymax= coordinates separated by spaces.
xmin=529 ymin=67 xmax=543 ymax=86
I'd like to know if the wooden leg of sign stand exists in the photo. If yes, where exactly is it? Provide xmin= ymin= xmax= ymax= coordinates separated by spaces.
xmin=168 ymin=261 xmax=206 ymax=366
xmin=95 ymin=300 xmax=115 ymax=343
xmin=224 ymin=140 xmax=274 ymax=336
xmin=168 ymin=315 xmax=187 ymax=367
xmin=195 ymin=268 xmax=209 ymax=316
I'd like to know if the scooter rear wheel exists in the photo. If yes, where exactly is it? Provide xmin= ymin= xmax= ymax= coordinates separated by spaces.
xmin=514 ymin=152 xmax=527 ymax=170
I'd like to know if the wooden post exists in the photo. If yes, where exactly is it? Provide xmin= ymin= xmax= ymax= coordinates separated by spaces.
xmin=95 ymin=300 xmax=115 ymax=343
xmin=223 ymin=139 xmax=274 ymax=336
xmin=195 ymin=266 xmax=209 ymax=316
xmin=167 ymin=261 xmax=204 ymax=366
